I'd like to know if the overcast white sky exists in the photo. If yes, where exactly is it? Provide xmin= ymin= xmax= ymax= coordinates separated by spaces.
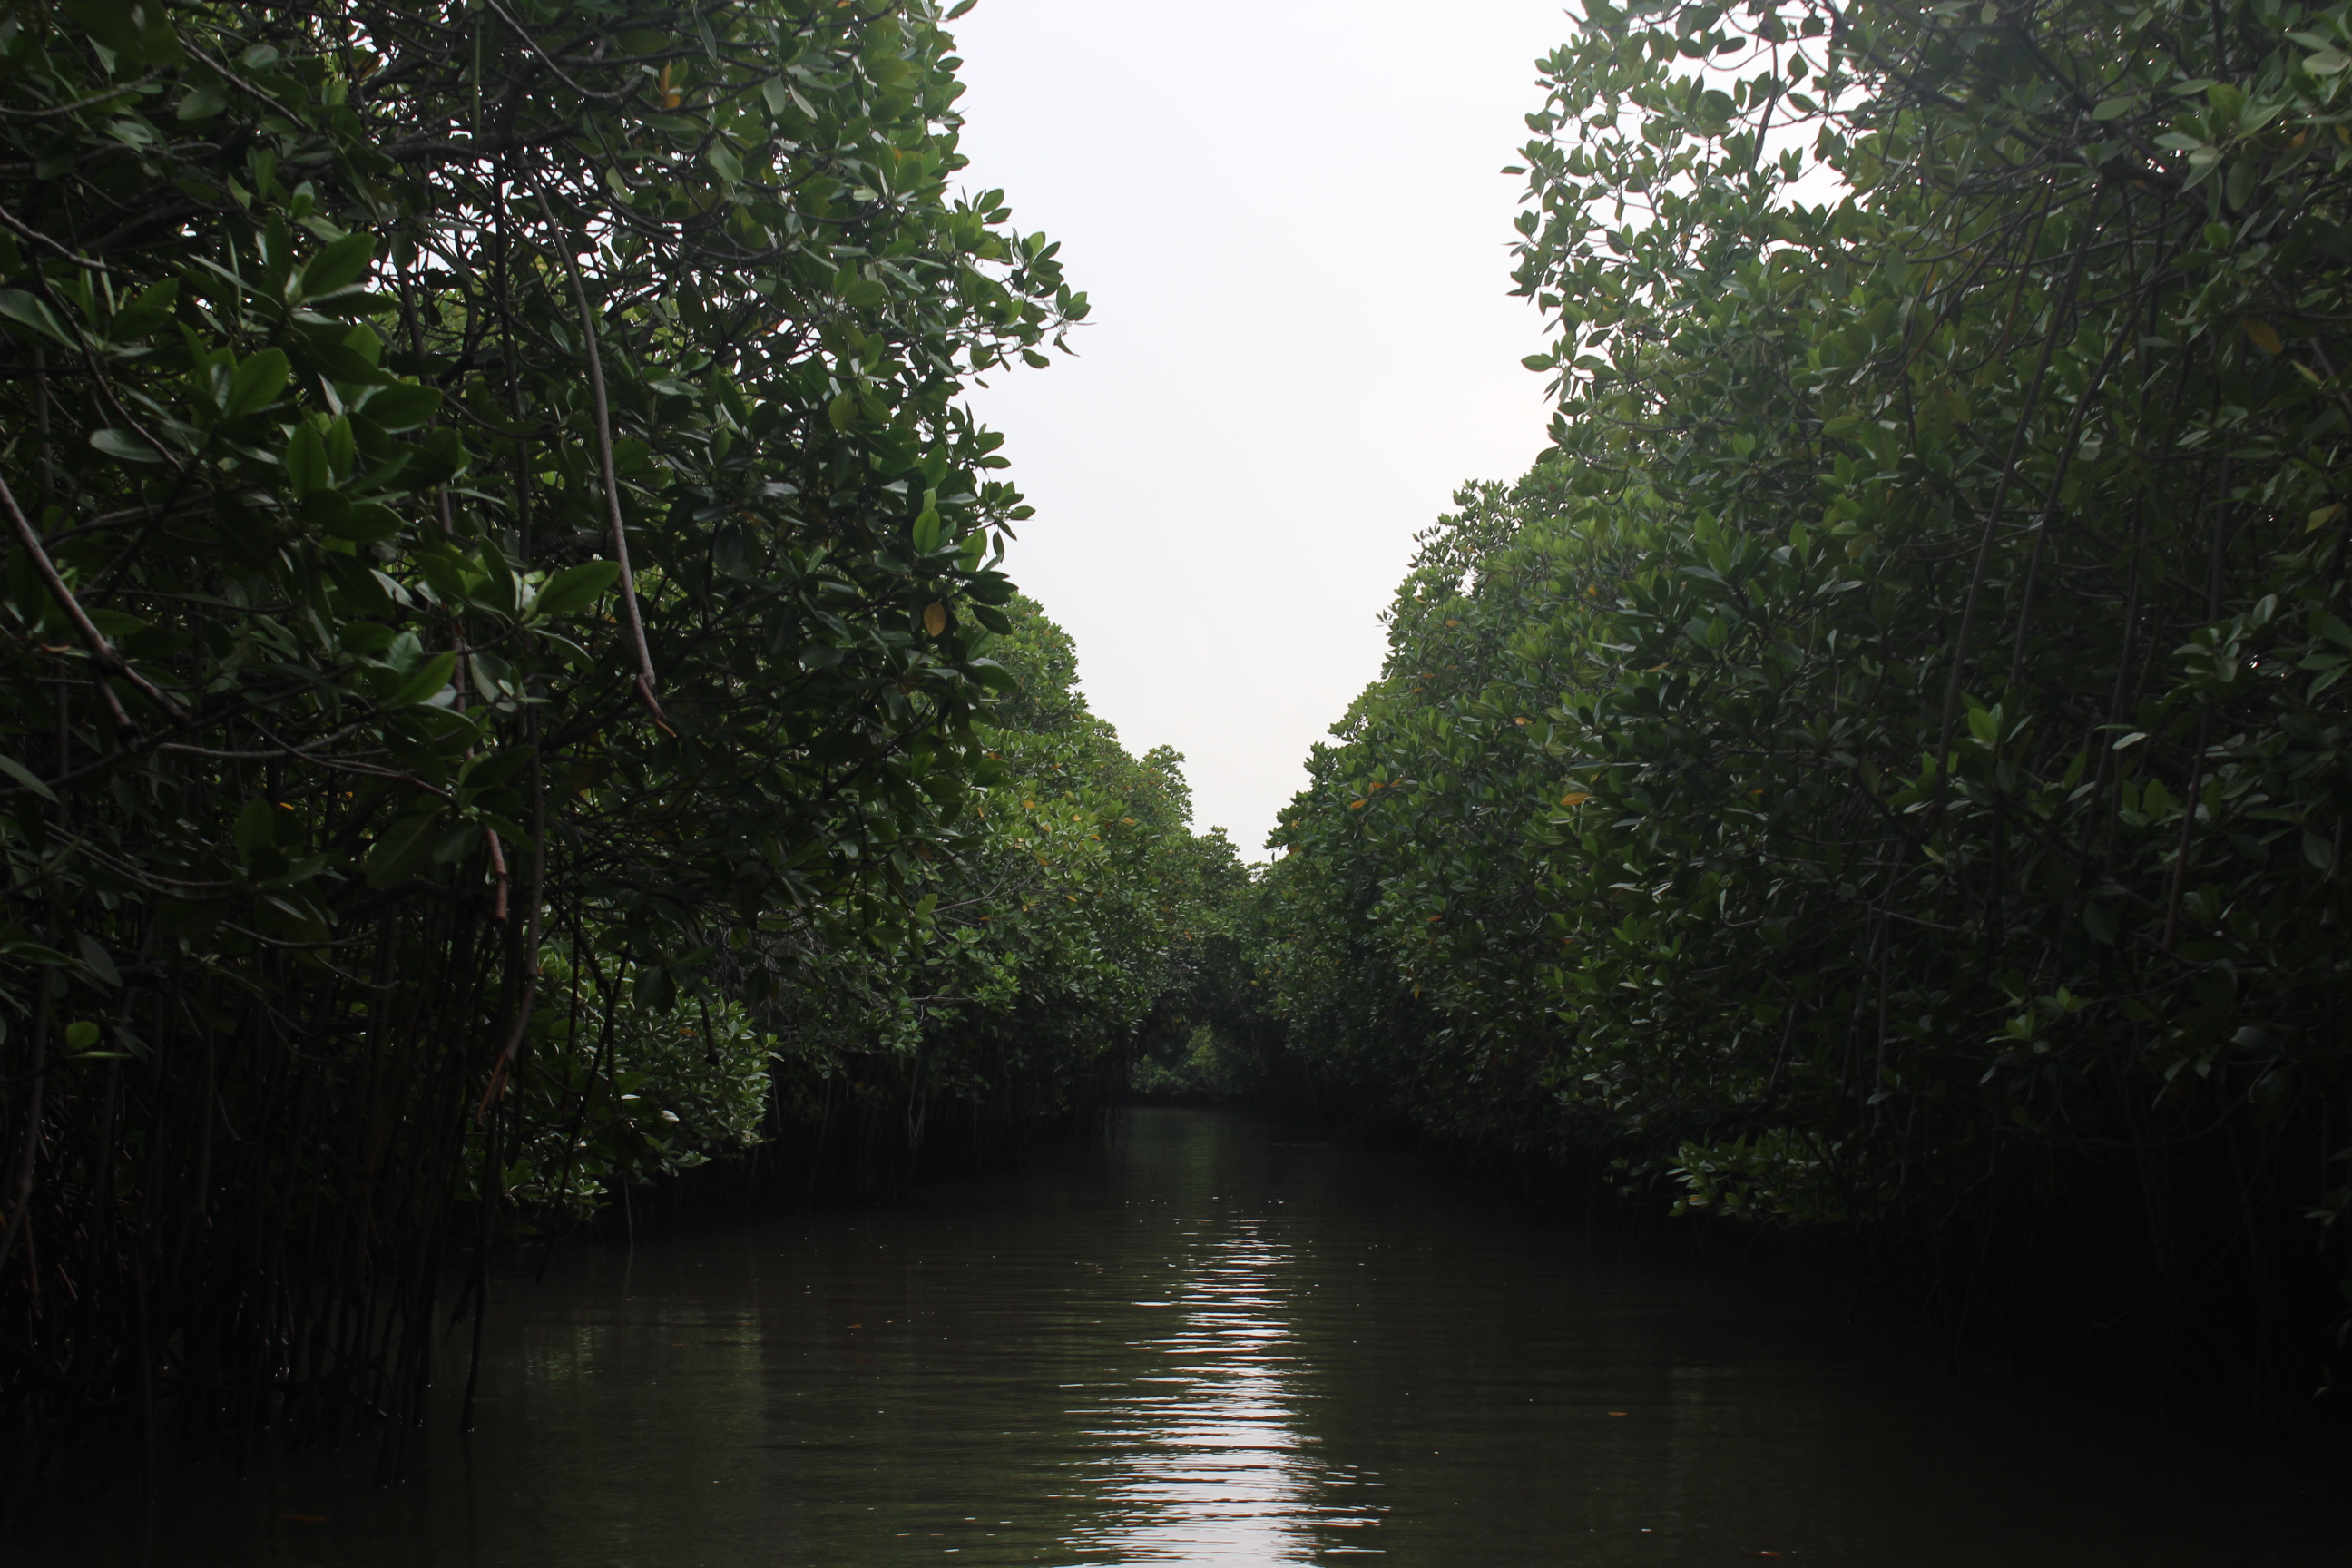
xmin=947 ymin=1 xmax=1578 ymax=855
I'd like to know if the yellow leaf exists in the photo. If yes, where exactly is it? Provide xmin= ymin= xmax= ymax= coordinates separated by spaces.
xmin=2242 ymin=318 xmax=2285 ymax=355
xmin=923 ymin=600 xmax=946 ymax=636
xmin=1560 ymin=792 xmax=1592 ymax=807
xmin=1349 ymin=799 xmax=1367 ymax=809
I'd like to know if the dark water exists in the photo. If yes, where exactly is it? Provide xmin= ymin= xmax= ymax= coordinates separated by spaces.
xmin=31 ymin=1108 xmax=2351 ymax=1565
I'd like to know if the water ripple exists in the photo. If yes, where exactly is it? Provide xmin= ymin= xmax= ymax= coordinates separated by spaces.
xmin=1063 ymin=1230 xmax=1386 ymax=1564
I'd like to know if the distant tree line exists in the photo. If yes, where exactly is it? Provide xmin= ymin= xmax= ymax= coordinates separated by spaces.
xmin=1256 ymin=0 xmax=2352 ymax=1409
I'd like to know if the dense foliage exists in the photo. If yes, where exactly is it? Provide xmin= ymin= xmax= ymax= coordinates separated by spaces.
xmin=485 ymin=593 xmax=1253 ymax=1214
xmin=1265 ymin=0 xmax=2352 ymax=1400
xmin=738 ymin=595 xmax=1251 ymax=1189
xmin=0 ymin=0 xmax=1244 ymax=1466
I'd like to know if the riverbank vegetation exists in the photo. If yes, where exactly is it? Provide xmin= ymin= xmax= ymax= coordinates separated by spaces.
xmin=12 ymin=0 xmax=2351 ymax=1481
xmin=0 ymin=0 xmax=1243 ymax=1472
xmin=1257 ymin=0 xmax=2352 ymax=1407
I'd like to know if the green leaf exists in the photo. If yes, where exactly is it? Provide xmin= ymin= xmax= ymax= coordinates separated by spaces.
xmin=0 ymin=753 xmax=56 ymax=802
xmin=328 ymin=502 xmax=404 ymax=545
xmin=531 ymin=560 xmax=622 ymax=620
xmin=406 ymin=426 xmax=471 ymax=485
xmin=91 ymin=428 xmax=164 ymax=464
xmin=339 ymin=621 xmax=397 ymax=655
xmin=413 ymin=553 xmax=470 ymax=605
xmin=634 ymin=962 xmax=677 ymax=1014
xmin=176 ymin=79 xmax=229 ymax=121
xmin=324 ymin=416 xmax=356 ymax=481
xmin=222 ymin=349 xmax=291 ymax=420
xmin=2224 ymin=158 xmax=2254 ymax=212
xmin=360 ymin=382 xmax=443 ymax=432
xmin=60 ymin=0 xmax=182 ymax=64
xmin=460 ymin=746 xmax=536 ymax=793
xmin=106 ymin=279 xmax=180 ymax=341
xmin=299 ymin=232 xmax=377 ymax=300
xmin=381 ymin=651 xmax=457 ymax=710
xmin=75 ymin=933 xmax=121 ymax=987
xmin=285 ymin=423 xmax=330 ymax=495
xmin=234 ymin=798 xmax=277 ymax=856
xmin=967 ymin=658 xmax=1019 ymax=693
xmin=2082 ymin=901 xmax=2119 ymax=945
xmin=431 ymin=822 xmax=483 ymax=867
xmin=302 ymin=486 xmax=352 ymax=537
xmin=0 ymin=289 xmax=75 ymax=348
xmin=365 ymin=811 xmax=446 ymax=887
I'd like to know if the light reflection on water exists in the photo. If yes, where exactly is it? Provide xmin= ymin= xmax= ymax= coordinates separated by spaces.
xmin=20 ymin=1108 xmax=2351 ymax=1567
xmin=1067 ymin=1224 xmax=1374 ymax=1564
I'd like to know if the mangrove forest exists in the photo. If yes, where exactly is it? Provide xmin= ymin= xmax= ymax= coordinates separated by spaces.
xmin=1 ymin=0 xmax=2348 ymax=1554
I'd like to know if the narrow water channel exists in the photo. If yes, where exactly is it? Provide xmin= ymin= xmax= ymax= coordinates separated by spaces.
xmin=37 ymin=1109 xmax=2350 ymax=1565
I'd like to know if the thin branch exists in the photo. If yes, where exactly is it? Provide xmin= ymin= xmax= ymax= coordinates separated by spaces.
xmin=0 ymin=199 xmax=121 ymax=272
xmin=0 ymin=472 xmax=190 ymax=728
xmin=532 ymin=181 xmax=675 ymax=736
xmin=0 ymin=74 xmax=158 ymax=121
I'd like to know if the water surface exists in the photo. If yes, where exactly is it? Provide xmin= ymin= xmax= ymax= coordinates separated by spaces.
xmin=41 ymin=1109 xmax=2350 ymax=1565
